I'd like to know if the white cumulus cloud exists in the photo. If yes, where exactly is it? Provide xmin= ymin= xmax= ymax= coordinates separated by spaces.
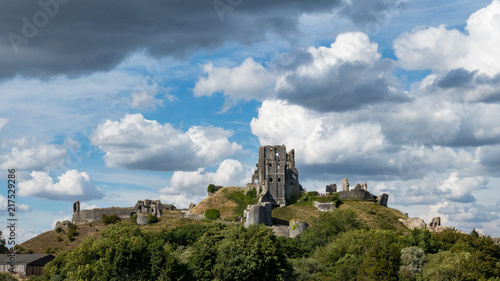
xmin=394 ymin=0 xmax=500 ymax=75
xmin=0 ymin=143 xmax=67 ymax=171
xmin=91 ymin=114 xmax=241 ymax=171
xmin=18 ymin=170 xmax=103 ymax=201
xmin=250 ymin=99 xmax=385 ymax=165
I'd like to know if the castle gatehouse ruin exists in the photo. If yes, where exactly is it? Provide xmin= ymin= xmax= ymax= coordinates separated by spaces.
xmin=246 ymin=145 xmax=303 ymax=207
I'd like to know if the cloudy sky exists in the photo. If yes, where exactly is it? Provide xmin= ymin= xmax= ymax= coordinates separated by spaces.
xmin=1 ymin=0 xmax=500 ymax=242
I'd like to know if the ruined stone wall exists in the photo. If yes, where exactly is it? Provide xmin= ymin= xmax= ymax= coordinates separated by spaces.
xmin=72 ymin=207 xmax=134 ymax=225
xmin=338 ymin=189 xmax=375 ymax=201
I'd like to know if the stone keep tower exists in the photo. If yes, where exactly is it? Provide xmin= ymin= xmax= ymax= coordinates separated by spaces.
xmin=248 ymin=145 xmax=302 ymax=207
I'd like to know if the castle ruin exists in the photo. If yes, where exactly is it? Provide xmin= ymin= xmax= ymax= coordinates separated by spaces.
xmin=247 ymin=145 xmax=303 ymax=207
xmin=70 ymin=199 xmax=175 ymax=225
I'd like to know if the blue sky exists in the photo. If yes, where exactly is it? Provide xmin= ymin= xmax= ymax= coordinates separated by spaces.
xmin=1 ymin=0 xmax=500 ymax=242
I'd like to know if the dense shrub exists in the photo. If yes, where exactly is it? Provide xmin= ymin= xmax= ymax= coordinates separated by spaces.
xmin=207 ymin=184 xmax=216 ymax=193
xmin=0 ymin=273 xmax=17 ymax=281
xmin=204 ymin=209 xmax=220 ymax=220
xmin=162 ymin=224 xmax=226 ymax=248
xmin=66 ymin=224 xmax=78 ymax=241
xmin=146 ymin=214 xmax=159 ymax=224
xmin=307 ymin=191 xmax=319 ymax=196
xmin=40 ymin=223 xmax=190 ymax=280
xmin=299 ymin=209 xmax=366 ymax=250
xmin=246 ymin=187 xmax=257 ymax=198
xmin=189 ymin=225 xmax=289 ymax=281
xmin=102 ymin=214 xmax=121 ymax=225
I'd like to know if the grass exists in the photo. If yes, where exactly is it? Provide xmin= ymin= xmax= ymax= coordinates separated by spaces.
xmin=337 ymin=201 xmax=408 ymax=233
xmin=190 ymin=186 xmax=257 ymax=219
xmin=19 ymin=210 xmax=217 ymax=255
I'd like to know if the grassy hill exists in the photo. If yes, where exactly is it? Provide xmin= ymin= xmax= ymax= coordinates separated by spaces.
xmin=190 ymin=186 xmax=258 ymax=219
xmin=272 ymin=199 xmax=408 ymax=233
xmin=19 ymin=210 xmax=216 ymax=255
xmin=20 ymin=192 xmax=408 ymax=255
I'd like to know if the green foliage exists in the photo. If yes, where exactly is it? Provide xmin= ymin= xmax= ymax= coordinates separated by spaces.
xmin=0 ymin=231 xmax=8 ymax=254
xmin=102 ymin=214 xmax=122 ymax=225
xmin=308 ymin=191 xmax=319 ymax=196
xmin=228 ymin=190 xmax=259 ymax=216
xmin=207 ymin=184 xmax=216 ymax=193
xmin=55 ymin=227 xmax=62 ymax=233
xmin=0 ymin=273 xmax=17 ymax=281
xmin=286 ymin=194 xmax=298 ymax=205
xmin=130 ymin=214 xmax=138 ymax=223
xmin=406 ymin=228 xmax=438 ymax=254
xmin=246 ymin=188 xmax=257 ymax=198
xmin=146 ymin=214 xmax=159 ymax=224
xmin=41 ymin=222 xmax=190 ymax=281
xmin=299 ymin=209 xmax=366 ymax=250
xmin=162 ymin=224 xmax=226 ymax=248
xmin=66 ymin=224 xmax=78 ymax=241
xmin=399 ymin=246 xmax=425 ymax=281
xmin=204 ymin=209 xmax=220 ymax=220
xmin=314 ymin=229 xmax=403 ymax=281
xmin=189 ymin=224 xmax=289 ymax=281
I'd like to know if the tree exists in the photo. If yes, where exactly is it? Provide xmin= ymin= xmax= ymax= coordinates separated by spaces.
xmin=189 ymin=225 xmax=289 ymax=281
xmin=399 ymin=246 xmax=425 ymax=281
xmin=314 ymin=229 xmax=403 ymax=281
xmin=0 ymin=231 xmax=9 ymax=254
xmin=40 ymin=222 xmax=189 ymax=280
xmin=207 ymin=184 xmax=216 ymax=193
xmin=299 ymin=209 xmax=366 ymax=250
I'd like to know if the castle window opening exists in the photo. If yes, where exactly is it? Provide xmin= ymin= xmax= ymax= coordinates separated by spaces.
xmin=269 ymin=177 xmax=273 ymax=182
xmin=278 ymin=178 xmax=281 ymax=182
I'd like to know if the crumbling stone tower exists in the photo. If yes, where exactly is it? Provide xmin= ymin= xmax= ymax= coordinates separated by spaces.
xmin=248 ymin=145 xmax=303 ymax=207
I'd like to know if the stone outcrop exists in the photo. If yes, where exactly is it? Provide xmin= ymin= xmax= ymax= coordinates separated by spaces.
xmin=377 ymin=193 xmax=389 ymax=207
xmin=289 ymin=220 xmax=308 ymax=238
xmin=399 ymin=218 xmax=427 ymax=230
xmin=136 ymin=213 xmax=148 ymax=225
xmin=338 ymin=189 xmax=375 ymax=201
xmin=55 ymin=220 xmax=72 ymax=230
xmin=247 ymin=145 xmax=303 ymax=207
xmin=271 ymin=225 xmax=290 ymax=238
xmin=342 ymin=178 xmax=350 ymax=191
xmin=313 ymin=201 xmax=336 ymax=212
xmin=326 ymin=184 xmax=337 ymax=193
xmin=429 ymin=217 xmax=441 ymax=228
xmin=189 ymin=203 xmax=196 ymax=210
xmin=244 ymin=202 xmax=272 ymax=227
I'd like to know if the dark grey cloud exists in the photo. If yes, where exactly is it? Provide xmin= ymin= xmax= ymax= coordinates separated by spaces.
xmin=0 ymin=0 xmax=408 ymax=79
xmin=436 ymin=68 xmax=477 ymax=89
xmin=276 ymin=59 xmax=410 ymax=112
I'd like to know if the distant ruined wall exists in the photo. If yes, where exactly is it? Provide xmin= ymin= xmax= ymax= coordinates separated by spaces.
xmin=72 ymin=207 xmax=134 ymax=225
xmin=71 ymin=199 xmax=166 ymax=225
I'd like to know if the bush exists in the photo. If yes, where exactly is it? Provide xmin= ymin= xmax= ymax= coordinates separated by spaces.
xmin=207 ymin=184 xmax=216 ymax=193
xmin=55 ymin=227 xmax=62 ymax=233
xmin=308 ymin=191 xmax=319 ymax=196
xmin=130 ymin=214 xmax=137 ymax=224
xmin=189 ymin=225 xmax=289 ymax=281
xmin=0 ymin=273 xmax=17 ymax=281
xmin=102 ymin=214 xmax=121 ymax=225
xmin=246 ymin=188 xmax=257 ymax=198
xmin=66 ymin=224 xmax=78 ymax=241
xmin=147 ymin=214 xmax=159 ymax=224
xmin=163 ymin=224 xmax=226 ymax=248
xmin=204 ymin=209 xmax=220 ymax=220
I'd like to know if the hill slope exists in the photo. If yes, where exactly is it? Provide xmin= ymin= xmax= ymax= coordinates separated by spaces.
xmin=21 ymin=193 xmax=408 ymax=255
xmin=190 ymin=186 xmax=258 ymax=219
xmin=19 ymin=210 xmax=215 ymax=255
